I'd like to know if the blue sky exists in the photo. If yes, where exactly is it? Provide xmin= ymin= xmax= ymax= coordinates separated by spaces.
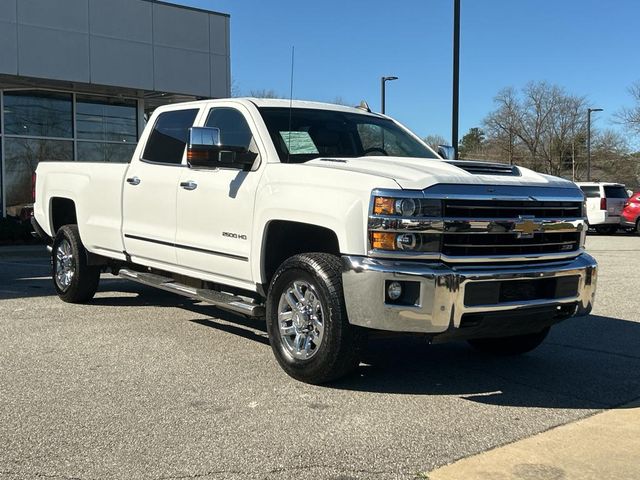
xmin=173 ymin=0 xmax=639 ymax=142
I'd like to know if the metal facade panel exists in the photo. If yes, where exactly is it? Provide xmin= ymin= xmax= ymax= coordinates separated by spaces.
xmin=90 ymin=36 xmax=154 ymax=90
xmin=0 ymin=22 xmax=18 ymax=75
xmin=154 ymin=46 xmax=211 ymax=97
xmin=0 ymin=0 xmax=17 ymax=22
xmin=3 ymin=0 xmax=230 ymax=97
xmin=210 ymin=54 xmax=230 ymax=98
xmin=89 ymin=0 xmax=152 ymax=43
xmin=17 ymin=24 xmax=90 ymax=82
xmin=18 ymin=0 xmax=88 ymax=32
xmin=209 ymin=14 xmax=228 ymax=56
xmin=153 ymin=3 xmax=209 ymax=52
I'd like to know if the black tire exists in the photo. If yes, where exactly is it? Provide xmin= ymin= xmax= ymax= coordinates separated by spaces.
xmin=266 ymin=253 xmax=364 ymax=384
xmin=595 ymin=225 xmax=617 ymax=235
xmin=636 ymin=219 xmax=640 ymax=235
xmin=52 ymin=225 xmax=100 ymax=303
xmin=467 ymin=327 xmax=550 ymax=356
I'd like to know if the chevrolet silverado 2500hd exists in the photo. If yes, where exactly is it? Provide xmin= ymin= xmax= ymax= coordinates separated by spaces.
xmin=32 ymin=98 xmax=597 ymax=384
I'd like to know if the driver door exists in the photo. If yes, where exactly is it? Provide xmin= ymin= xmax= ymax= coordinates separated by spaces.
xmin=175 ymin=104 xmax=263 ymax=289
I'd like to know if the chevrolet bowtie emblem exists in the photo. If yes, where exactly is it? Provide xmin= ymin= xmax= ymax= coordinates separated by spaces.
xmin=513 ymin=216 xmax=541 ymax=238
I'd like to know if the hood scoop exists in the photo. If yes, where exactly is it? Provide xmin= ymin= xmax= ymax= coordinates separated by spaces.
xmin=445 ymin=160 xmax=520 ymax=176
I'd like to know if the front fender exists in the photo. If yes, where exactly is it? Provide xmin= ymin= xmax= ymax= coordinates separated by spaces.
xmin=251 ymin=164 xmax=398 ymax=283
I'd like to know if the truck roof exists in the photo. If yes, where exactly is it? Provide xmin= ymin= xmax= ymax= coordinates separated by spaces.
xmin=155 ymin=97 xmax=383 ymax=117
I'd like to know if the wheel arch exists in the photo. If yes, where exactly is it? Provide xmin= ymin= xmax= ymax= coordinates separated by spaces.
xmin=259 ymin=220 xmax=341 ymax=290
xmin=49 ymin=197 xmax=78 ymax=234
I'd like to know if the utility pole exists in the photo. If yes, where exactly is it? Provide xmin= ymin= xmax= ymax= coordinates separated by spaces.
xmin=451 ymin=0 xmax=461 ymax=159
xmin=587 ymin=107 xmax=603 ymax=181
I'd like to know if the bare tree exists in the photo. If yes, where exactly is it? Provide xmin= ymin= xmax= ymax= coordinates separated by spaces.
xmin=616 ymin=81 xmax=640 ymax=137
xmin=249 ymin=89 xmax=285 ymax=99
xmin=423 ymin=134 xmax=448 ymax=150
xmin=483 ymin=82 xmax=588 ymax=176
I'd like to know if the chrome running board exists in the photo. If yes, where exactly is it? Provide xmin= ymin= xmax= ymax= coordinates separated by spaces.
xmin=118 ymin=268 xmax=265 ymax=317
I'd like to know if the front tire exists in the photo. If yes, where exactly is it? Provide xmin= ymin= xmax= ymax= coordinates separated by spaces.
xmin=467 ymin=327 xmax=550 ymax=356
xmin=52 ymin=225 xmax=100 ymax=303
xmin=266 ymin=253 xmax=364 ymax=384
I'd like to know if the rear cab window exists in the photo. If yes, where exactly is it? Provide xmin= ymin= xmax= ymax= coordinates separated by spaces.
xmin=142 ymin=108 xmax=199 ymax=165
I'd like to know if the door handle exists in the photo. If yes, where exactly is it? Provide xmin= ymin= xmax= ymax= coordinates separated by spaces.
xmin=180 ymin=180 xmax=198 ymax=191
xmin=126 ymin=176 xmax=141 ymax=186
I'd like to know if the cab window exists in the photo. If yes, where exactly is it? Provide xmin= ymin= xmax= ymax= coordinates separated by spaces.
xmin=142 ymin=109 xmax=199 ymax=165
xmin=205 ymin=108 xmax=253 ymax=149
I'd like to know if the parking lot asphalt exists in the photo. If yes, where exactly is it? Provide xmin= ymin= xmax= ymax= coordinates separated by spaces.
xmin=0 ymin=235 xmax=639 ymax=480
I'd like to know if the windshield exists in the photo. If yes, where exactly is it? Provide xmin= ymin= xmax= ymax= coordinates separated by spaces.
xmin=258 ymin=107 xmax=438 ymax=163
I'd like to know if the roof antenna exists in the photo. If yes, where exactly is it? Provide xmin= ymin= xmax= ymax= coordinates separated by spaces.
xmin=287 ymin=46 xmax=295 ymax=163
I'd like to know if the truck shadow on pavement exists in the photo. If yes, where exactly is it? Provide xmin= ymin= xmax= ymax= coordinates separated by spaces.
xmin=93 ymin=281 xmax=640 ymax=410
xmin=5 ymin=265 xmax=639 ymax=410
xmin=333 ymin=314 xmax=640 ymax=409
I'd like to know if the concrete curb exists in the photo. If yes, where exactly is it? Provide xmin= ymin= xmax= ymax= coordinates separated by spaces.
xmin=425 ymin=398 xmax=640 ymax=480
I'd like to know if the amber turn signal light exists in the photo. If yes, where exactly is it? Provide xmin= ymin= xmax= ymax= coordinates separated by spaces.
xmin=373 ymin=197 xmax=395 ymax=215
xmin=371 ymin=232 xmax=396 ymax=250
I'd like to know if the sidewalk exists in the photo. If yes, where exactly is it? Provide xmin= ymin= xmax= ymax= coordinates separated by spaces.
xmin=426 ymin=399 xmax=640 ymax=480
xmin=0 ymin=244 xmax=49 ymax=259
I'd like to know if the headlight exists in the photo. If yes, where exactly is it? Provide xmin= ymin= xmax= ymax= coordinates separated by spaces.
xmin=370 ymin=232 xmax=441 ymax=253
xmin=369 ymin=193 xmax=443 ymax=256
xmin=373 ymin=196 xmax=442 ymax=217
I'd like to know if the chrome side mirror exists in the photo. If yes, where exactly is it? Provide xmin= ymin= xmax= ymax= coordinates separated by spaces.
xmin=187 ymin=127 xmax=256 ymax=171
xmin=437 ymin=145 xmax=455 ymax=160
xmin=190 ymin=126 xmax=221 ymax=148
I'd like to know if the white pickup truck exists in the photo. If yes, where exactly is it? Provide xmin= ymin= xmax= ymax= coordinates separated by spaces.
xmin=33 ymin=98 xmax=598 ymax=384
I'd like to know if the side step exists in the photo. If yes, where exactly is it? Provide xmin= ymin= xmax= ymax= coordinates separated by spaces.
xmin=118 ymin=268 xmax=265 ymax=317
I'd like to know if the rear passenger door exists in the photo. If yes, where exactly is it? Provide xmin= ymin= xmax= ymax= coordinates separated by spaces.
xmin=122 ymin=107 xmax=201 ymax=267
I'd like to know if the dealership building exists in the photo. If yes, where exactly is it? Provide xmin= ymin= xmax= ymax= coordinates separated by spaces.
xmin=0 ymin=0 xmax=230 ymax=217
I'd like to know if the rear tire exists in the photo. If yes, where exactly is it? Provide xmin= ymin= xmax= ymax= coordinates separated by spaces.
xmin=266 ymin=253 xmax=364 ymax=384
xmin=467 ymin=327 xmax=550 ymax=356
xmin=52 ymin=225 xmax=100 ymax=303
xmin=636 ymin=219 xmax=640 ymax=235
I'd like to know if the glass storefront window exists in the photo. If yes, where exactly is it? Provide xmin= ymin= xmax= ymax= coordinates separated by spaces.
xmin=76 ymin=95 xmax=137 ymax=143
xmin=76 ymin=141 xmax=136 ymax=163
xmin=4 ymin=138 xmax=73 ymax=210
xmin=4 ymin=91 xmax=73 ymax=138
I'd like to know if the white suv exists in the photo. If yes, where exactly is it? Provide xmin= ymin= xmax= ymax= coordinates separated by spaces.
xmin=577 ymin=182 xmax=629 ymax=234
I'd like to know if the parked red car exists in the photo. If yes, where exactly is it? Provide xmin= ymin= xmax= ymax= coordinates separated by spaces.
xmin=622 ymin=192 xmax=640 ymax=234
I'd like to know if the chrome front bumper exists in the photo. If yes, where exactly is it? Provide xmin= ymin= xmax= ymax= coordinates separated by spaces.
xmin=341 ymin=253 xmax=597 ymax=336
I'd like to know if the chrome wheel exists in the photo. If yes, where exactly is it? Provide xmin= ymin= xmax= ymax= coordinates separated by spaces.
xmin=277 ymin=280 xmax=324 ymax=360
xmin=55 ymin=238 xmax=75 ymax=291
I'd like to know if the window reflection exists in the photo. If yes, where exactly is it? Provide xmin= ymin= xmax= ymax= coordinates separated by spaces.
xmin=76 ymin=95 xmax=137 ymax=142
xmin=77 ymin=142 xmax=136 ymax=163
xmin=5 ymin=138 xmax=73 ymax=209
xmin=4 ymin=91 xmax=73 ymax=138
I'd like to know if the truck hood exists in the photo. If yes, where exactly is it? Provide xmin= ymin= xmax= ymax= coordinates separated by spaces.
xmin=306 ymin=156 xmax=576 ymax=190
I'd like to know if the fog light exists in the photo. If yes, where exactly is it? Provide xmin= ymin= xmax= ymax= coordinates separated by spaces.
xmin=388 ymin=281 xmax=402 ymax=300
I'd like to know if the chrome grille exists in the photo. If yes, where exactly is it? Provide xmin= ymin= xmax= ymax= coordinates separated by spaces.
xmin=443 ymin=232 xmax=581 ymax=257
xmin=444 ymin=200 xmax=583 ymax=219
xmin=442 ymin=198 xmax=584 ymax=261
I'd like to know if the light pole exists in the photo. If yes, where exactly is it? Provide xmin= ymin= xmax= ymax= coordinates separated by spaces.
xmin=587 ymin=107 xmax=603 ymax=181
xmin=381 ymin=76 xmax=398 ymax=114
xmin=452 ymin=0 xmax=461 ymax=159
